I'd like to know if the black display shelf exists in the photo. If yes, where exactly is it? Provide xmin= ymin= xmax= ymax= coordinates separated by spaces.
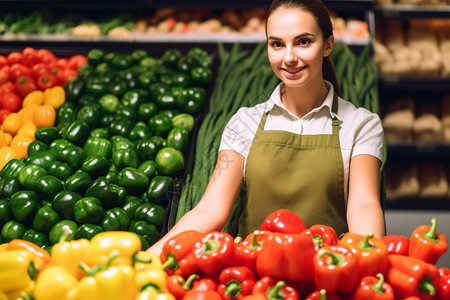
xmin=379 ymin=76 xmax=450 ymax=92
xmin=375 ymin=4 xmax=450 ymax=18
xmin=386 ymin=197 xmax=450 ymax=210
xmin=387 ymin=142 xmax=450 ymax=159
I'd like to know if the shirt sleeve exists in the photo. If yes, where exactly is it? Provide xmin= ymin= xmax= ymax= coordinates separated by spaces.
xmin=351 ymin=108 xmax=385 ymax=163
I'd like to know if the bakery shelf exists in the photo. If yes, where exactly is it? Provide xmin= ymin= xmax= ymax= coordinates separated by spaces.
xmin=387 ymin=142 xmax=450 ymax=159
xmin=386 ymin=196 xmax=450 ymax=210
xmin=375 ymin=4 xmax=450 ymax=18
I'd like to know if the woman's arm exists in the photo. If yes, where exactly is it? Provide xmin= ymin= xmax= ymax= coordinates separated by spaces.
xmin=347 ymin=154 xmax=386 ymax=238
xmin=147 ymin=150 xmax=245 ymax=254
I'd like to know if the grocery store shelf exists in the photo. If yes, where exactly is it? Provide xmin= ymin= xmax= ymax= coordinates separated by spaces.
xmin=386 ymin=197 xmax=450 ymax=210
xmin=375 ymin=4 xmax=450 ymax=18
xmin=387 ymin=142 xmax=450 ymax=158
xmin=379 ymin=76 xmax=450 ymax=91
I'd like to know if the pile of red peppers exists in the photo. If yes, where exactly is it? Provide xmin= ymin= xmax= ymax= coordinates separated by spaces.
xmin=157 ymin=209 xmax=450 ymax=300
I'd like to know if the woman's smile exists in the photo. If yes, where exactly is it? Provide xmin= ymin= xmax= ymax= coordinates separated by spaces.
xmin=281 ymin=65 xmax=307 ymax=77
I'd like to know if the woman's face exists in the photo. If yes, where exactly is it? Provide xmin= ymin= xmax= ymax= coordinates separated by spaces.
xmin=266 ymin=7 xmax=333 ymax=88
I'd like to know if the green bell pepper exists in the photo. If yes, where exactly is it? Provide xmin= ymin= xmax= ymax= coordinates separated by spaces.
xmin=128 ymin=122 xmax=151 ymax=142
xmin=34 ymin=175 xmax=64 ymax=201
xmin=73 ymin=197 xmax=104 ymax=224
xmin=35 ymin=126 xmax=62 ymax=145
xmin=112 ymin=136 xmax=135 ymax=153
xmin=115 ymin=105 xmax=137 ymax=123
xmin=137 ymin=160 xmax=158 ymax=182
xmin=122 ymin=195 xmax=142 ymax=220
xmin=0 ymin=158 xmax=25 ymax=179
xmin=191 ymin=66 xmax=213 ymax=87
xmin=129 ymin=220 xmax=160 ymax=247
xmin=120 ymin=69 xmax=138 ymax=90
xmin=111 ymin=183 xmax=127 ymax=206
xmin=99 ymin=94 xmax=120 ymax=114
xmin=84 ymin=137 xmax=112 ymax=159
xmin=167 ymin=127 xmax=190 ymax=153
xmin=77 ymin=64 xmax=96 ymax=80
xmin=172 ymin=72 xmax=193 ymax=88
xmin=138 ymin=102 xmax=159 ymax=124
xmin=85 ymin=177 xmax=124 ymax=209
xmin=135 ymin=136 xmax=165 ymax=162
xmin=105 ymin=170 xmax=119 ymax=185
xmin=111 ymin=148 xmax=140 ymax=170
xmin=0 ymin=199 xmax=12 ymax=227
xmin=0 ymin=177 xmax=22 ymax=199
xmin=64 ymin=171 xmax=92 ymax=195
xmin=134 ymin=203 xmax=167 ymax=231
xmin=81 ymin=155 xmax=110 ymax=179
xmin=148 ymin=113 xmax=173 ymax=138
xmin=49 ymin=220 xmax=79 ymax=245
xmin=57 ymin=145 xmax=87 ymax=169
xmin=187 ymin=47 xmax=213 ymax=69
xmin=176 ymin=87 xmax=206 ymax=115
xmin=100 ymin=207 xmax=130 ymax=231
xmin=172 ymin=113 xmax=195 ymax=133
xmin=19 ymin=164 xmax=47 ymax=190
xmin=155 ymin=147 xmax=185 ymax=176
xmin=56 ymin=105 xmax=77 ymax=127
xmin=131 ymin=49 xmax=148 ymax=63
xmin=137 ymin=70 xmax=156 ymax=89
xmin=87 ymin=48 xmax=104 ymax=66
xmin=121 ymin=90 xmax=144 ymax=111
xmin=23 ymin=228 xmax=51 ymax=249
xmin=27 ymin=140 xmax=49 ymax=157
xmin=77 ymin=104 xmax=102 ymax=130
xmin=86 ymin=77 xmax=108 ymax=96
xmin=90 ymin=128 xmax=110 ymax=139
xmin=146 ymin=175 xmax=174 ymax=206
xmin=64 ymin=78 xmax=85 ymax=102
xmin=47 ymin=161 xmax=73 ymax=181
xmin=156 ymin=92 xmax=177 ymax=110
xmin=1 ymin=220 xmax=28 ymax=242
xmin=74 ymin=223 xmax=103 ymax=240
xmin=111 ymin=52 xmax=133 ymax=70
xmin=100 ymin=114 xmax=114 ymax=128
xmin=108 ymin=79 xmax=128 ymax=97
xmin=161 ymin=48 xmax=182 ymax=68
xmin=49 ymin=138 xmax=74 ymax=153
xmin=26 ymin=149 xmax=58 ymax=169
xmin=32 ymin=205 xmax=61 ymax=235
xmin=9 ymin=190 xmax=40 ymax=225
xmin=52 ymin=190 xmax=81 ymax=220
xmin=117 ymin=167 xmax=149 ymax=196
xmin=61 ymin=120 xmax=91 ymax=147
xmin=109 ymin=116 xmax=133 ymax=137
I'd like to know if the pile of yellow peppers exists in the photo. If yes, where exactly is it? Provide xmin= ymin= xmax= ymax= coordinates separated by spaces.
xmin=0 ymin=231 xmax=175 ymax=300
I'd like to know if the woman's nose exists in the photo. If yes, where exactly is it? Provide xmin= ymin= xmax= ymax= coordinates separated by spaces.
xmin=284 ymin=47 xmax=298 ymax=65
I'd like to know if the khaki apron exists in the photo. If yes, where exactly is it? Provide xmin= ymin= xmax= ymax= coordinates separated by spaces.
xmin=239 ymin=92 xmax=348 ymax=237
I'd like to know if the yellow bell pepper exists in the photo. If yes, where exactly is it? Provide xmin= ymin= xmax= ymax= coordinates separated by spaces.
xmin=17 ymin=120 xmax=37 ymax=140
xmin=44 ymin=86 xmax=65 ymax=109
xmin=0 ymin=291 xmax=7 ymax=300
xmin=22 ymin=90 xmax=44 ymax=107
xmin=135 ymin=267 xmax=169 ymax=292
xmin=0 ymin=131 xmax=8 ymax=148
xmin=18 ymin=104 xmax=38 ymax=123
xmin=0 ymin=146 xmax=18 ymax=172
xmin=134 ymin=251 xmax=163 ymax=273
xmin=2 ymin=112 xmax=22 ymax=136
xmin=50 ymin=238 xmax=91 ymax=280
xmin=10 ymin=134 xmax=33 ymax=159
xmin=0 ymin=250 xmax=38 ymax=294
xmin=135 ymin=286 xmax=175 ymax=300
xmin=34 ymin=266 xmax=79 ymax=300
xmin=87 ymin=231 xmax=144 ymax=267
xmin=78 ymin=254 xmax=137 ymax=300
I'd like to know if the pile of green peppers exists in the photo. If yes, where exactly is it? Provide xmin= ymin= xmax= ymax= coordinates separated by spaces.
xmin=0 ymin=47 xmax=213 ymax=251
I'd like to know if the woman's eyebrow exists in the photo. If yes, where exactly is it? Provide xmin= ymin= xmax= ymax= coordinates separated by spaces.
xmin=267 ymin=32 xmax=315 ymax=40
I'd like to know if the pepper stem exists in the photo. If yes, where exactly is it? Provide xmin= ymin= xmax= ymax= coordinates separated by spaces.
xmin=162 ymin=253 xmax=179 ymax=271
xmin=234 ymin=236 xmax=243 ymax=243
xmin=180 ymin=274 xmax=199 ymax=290
xmin=358 ymin=232 xmax=375 ymax=250
xmin=248 ymin=230 xmax=263 ymax=249
xmin=266 ymin=281 xmax=286 ymax=300
xmin=203 ymin=240 xmax=220 ymax=254
xmin=312 ymin=235 xmax=324 ymax=248
xmin=27 ymin=261 xmax=38 ymax=280
xmin=318 ymin=249 xmax=344 ymax=266
xmin=418 ymin=276 xmax=436 ymax=296
xmin=132 ymin=251 xmax=152 ymax=266
xmin=319 ymin=289 xmax=328 ymax=300
xmin=423 ymin=218 xmax=440 ymax=243
xmin=370 ymin=273 xmax=386 ymax=294
xmin=225 ymin=280 xmax=242 ymax=298
xmin=79 ymin=253 xmax=118 ymax=277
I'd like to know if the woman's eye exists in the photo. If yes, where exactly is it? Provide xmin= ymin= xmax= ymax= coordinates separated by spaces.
xmin=298 ymin=38 xmax=311 ymax=46
xmin=271 ymin=41 xmax=283 ymax=48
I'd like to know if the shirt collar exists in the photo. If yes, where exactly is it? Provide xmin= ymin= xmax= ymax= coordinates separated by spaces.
xmin=264 ymin=80 xmax=341 ymax=121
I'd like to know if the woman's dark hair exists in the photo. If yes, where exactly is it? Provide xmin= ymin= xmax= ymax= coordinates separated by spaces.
xmin=266 ymin=0 xmax=340 ymax=96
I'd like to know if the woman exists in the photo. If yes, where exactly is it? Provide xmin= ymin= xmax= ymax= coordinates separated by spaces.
xmin=149 ymin=0 xmax=385 ymax=254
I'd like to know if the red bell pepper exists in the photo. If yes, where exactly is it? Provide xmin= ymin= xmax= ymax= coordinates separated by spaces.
xmin=259 ymin=209 xmax=306 ymax=234
xmin=167 ymin=274 xmax=199 ymax=300
xmin=400 ymin=298 xmax=421 ymax=300
xmin=15 ymin=75 xmax=37 ymax=98
xmin=191 ymin=276 xmax=218 ymax=292
xmin=313 ymin=245 xmax=359 ymax=295
xmin=9 ymin=63 xmax=32 ymax=81
xmin=193 ymin=231 xmax=237 ymax=275
xmin=409 ymin=218 xmax=448 ymax=265
xmin=22 ymin=47 xmax=39 ymax=67
xmin=350 ymin=273 xmax=394 ymax=300
xmin=386 ymin=254 xmax=440 ymax=300
xmin=37 ymin=49 xmax=57 ymax=66
xmin=182 ymin=289 xmax=222 ymax=300
xmin=235 ymin=230 xmax=270 ymax=274
xmin=381 ymin=235 xmax=410 ymax=256
xmin=339 ymin=232 xmax=388 ymax=278
xmin=253 ymin=276 xmax=299 ymax=300
xmin=436 ymin=267 xmax=450 ymax=300
xmin=6 ymin=52 xmax=23 ymax=66
xmin=0 ymin=82 xmax=15 ymax=99
xmin=218 ymin=266 xmax=257 ymax=300
xmin=256 ymin=231 xmax=315 ymax=283
xmin=37 ymin=73 xmax=59 ymax=90
xmin=303 ymin=224 xmax=338 ymax=252
xmin=160 ymin=230 xmax=206 ymax=276
xmin=241 ymin=295 xmax=267 ymax=300
xmin=304 ymin=289 xmax=343 ymax=300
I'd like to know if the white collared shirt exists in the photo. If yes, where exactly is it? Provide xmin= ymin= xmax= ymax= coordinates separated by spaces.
xmin=218 ymin=81 xmax=385 ymax=199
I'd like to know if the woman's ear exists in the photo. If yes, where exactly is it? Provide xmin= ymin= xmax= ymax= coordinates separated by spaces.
xmin=323 ymin=35 xmax=335 ymax=57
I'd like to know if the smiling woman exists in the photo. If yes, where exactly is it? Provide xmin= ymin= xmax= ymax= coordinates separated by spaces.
xmin=148 ymin=0 xmax=386 ymax=255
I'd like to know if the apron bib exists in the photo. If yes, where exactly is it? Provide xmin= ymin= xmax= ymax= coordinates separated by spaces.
xmin=239 ymin=93 xmax=348 ymax=237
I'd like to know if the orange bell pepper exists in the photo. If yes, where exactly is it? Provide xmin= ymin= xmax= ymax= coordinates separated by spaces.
xmin=17 ymin=103 xmax=37 ymax=123
xmin=0 ymin=146 xmax=18 ymax=170
xmin=1 ymin=112 xmax=22 ymax=135
xmin=9 ymin=134 xmax=33 ymax=158
xmin=33 ymin=104 xmax=55 ymax=128
xmin=17 ymin=120 xmax=37 ymax=140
